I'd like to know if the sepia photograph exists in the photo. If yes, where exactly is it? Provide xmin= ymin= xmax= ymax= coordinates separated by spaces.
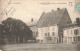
xmin=0 ymin=0 xmax=80 ymax=51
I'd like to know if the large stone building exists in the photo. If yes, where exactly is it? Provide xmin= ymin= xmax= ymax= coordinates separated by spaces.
xmin=36 ymin=8 xmax=72 ymax=43
xmin=63 ymin=18 xmax=80 ymax=43
xmin=63 ymin=24 xmax=80 ymax=43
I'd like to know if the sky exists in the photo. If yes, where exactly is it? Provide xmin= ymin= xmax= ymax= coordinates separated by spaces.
xmin=0 ymin=0 xmax=80 ymax=23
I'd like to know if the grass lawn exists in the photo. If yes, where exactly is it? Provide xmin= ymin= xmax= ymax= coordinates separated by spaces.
xmin=0 ymin=43 xmax=80 ymax=51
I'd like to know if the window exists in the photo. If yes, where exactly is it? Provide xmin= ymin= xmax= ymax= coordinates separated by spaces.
xmin=36 ymin=31 xmax=38 ymax=34
xmin=67 ymin=30 xmax=69 ymax=35
xmin=52 ymin=32 xmax=55 ymax=36
xmin=45 ymin=33 xmax=47 ymax=36
xmin=47 ymin=27 xmax=50 ymax=31
xmin=78 ymin=36 xmax=80 ymax=42
xmin=36 ymin=31 xmax=38 ymax=37
xmin=45 ymin=33 xmax=50 ymax=36
xmin=71 ymin=30 xmax=73 ymax=34
xmin=74 ymin=37 xmax=76 ymax=42
xmin=74 ymin=29 xmax=79 ymax=35
xmin=53 ymin=27 xmax=54 ymax=31
xmin=68 ymin=37 xmax=72 ymax=43
xmin=48 ymin=32 xmax=50 ymax=36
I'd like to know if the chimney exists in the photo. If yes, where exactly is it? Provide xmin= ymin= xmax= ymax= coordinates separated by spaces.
xmin=76 ymin=18 xmax=80 ymax=25
xmin=41 ymin=12 xmax=45 ymax=16
xmin=57 ymin=8 xmax=60 ymax=11
xmin=52 ymin=10 xmax=54 ymax=11
xmin=57 ymin=8 xmax=60 ymax=13
xmin=42 ymin=12 xmax=45 ymax=14
xmin=31 ymin=18 xmax=33 ymax=22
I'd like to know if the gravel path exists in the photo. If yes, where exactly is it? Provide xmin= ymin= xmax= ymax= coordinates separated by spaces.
xmin=0 ymin=43 xmax=80 ymax=51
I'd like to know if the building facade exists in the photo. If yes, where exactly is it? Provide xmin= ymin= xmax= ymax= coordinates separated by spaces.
xmin=37 ymin=25 xmax=58 ymax=43
xmin=63 ymin=25 xmax=80 ymax=43
xmin=27 ymin=18 xmax=38 ymax=40
xmin=36 ymin=8 xmax=72 ymax=43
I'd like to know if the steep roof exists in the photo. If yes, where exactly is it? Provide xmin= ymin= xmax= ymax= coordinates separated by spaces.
xmin=27 ymin=20 xmax=38 ymax=27
xmin=63 ymin=22 xmax=80 ymax=30
xmin=37 ymin=8 xmax=68 ymax=28
xmin=63 ymin=24 xmax=80 ymax=30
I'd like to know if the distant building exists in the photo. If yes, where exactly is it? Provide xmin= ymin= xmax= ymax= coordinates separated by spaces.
xmin=36 ymin=8 xmax=72 ymax=43
xmin=63 ymin=18 xmax=80 ymax=43
xmin=27 ymin=18 xmax=38 ymax=40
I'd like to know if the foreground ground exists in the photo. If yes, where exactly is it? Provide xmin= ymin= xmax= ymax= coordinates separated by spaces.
xmin=0 ymin=43 xmax=80 ymax=51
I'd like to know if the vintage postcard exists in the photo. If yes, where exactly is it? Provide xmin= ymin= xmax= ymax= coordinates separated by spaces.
xmin=0 ymin=0 xmax=80 ymax=51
